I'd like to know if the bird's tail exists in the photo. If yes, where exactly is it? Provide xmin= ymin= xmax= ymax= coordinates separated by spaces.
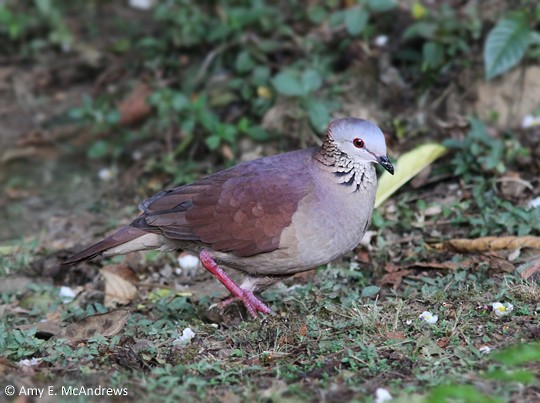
xmin=62 ymin=226 xmax=150 ymax=266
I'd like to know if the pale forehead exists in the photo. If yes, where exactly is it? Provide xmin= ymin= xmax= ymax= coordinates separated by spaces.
xmin=329 ymin=118 xmax=386 ymax=150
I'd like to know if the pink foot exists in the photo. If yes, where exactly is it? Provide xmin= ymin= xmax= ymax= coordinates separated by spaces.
xmin=218 ymin=291 xmax=272 ymax=317
xmin=199 ymin=250 xmax=273 ymax=318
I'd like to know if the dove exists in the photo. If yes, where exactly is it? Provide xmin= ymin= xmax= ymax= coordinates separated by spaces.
xmin=63 ymin=118 xmax=394 ymax=317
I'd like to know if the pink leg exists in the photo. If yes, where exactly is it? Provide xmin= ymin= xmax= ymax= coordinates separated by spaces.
xmin=199 ymin=250 xmax=273 ymax=318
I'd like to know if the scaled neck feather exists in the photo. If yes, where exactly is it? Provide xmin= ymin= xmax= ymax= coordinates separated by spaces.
xmin=314 ymin=132 xmax=375 ymax=192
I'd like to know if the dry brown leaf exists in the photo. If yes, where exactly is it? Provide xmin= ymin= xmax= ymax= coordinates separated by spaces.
xmin=429 ymin=236 xmax=540 ymax=253
xmin=386 ymin=331 xmax=406 ymax=340
xmin=497 ymin=172 xmax=533 ymax=200
xmin=118 ymin=82 xmax=153 ymax=126
xmin=100 ymin=265 xmax=138 ymax=307
xmin=437 ymin=337 xmax=450 ymax=349
xmin=516 ymin=257 xmax=540 ymax=281
xmin=379 ymin=270 xmax=413 ymax=289
xmin=55 ymin=309 xmax=130 ymax=342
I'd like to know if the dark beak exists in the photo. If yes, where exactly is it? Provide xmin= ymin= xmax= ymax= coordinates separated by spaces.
xmin=378 ymin=156 xmax=394 ymax=175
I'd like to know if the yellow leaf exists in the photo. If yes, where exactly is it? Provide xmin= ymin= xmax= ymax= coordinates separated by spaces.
xmin=412 ymin=2 xmax=427 ymax=19
xmin=375 ymin=143 xmax=447 ymax=208
xmin=257 ymin=86 xmax=272 ymax=99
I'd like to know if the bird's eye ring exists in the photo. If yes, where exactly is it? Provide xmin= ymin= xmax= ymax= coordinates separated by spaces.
xmin=353 ymin=138 xmax=364 ymax=148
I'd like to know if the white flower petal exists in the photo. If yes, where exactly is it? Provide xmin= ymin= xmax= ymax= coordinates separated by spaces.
xmin=419 ymin=311 xmax=438 ymax=324
xmin=375 ymin=387 xmax=393 ymax=403
xmin=374 ymin=35 xmax=389 ymax=47
xmin=492 ymin=302 xmax=513 ymax=316
xmin=59 ymin=286 xmax=76 ymax=302
xmin=521 ymin=115 xmax=540 ymax=128
xmin=527 ymin=196 xmax=540 ymax=209
xmin=177 ymin=254 xmax=200 ymax=270
xmin=98 ymin=167 xmax=114 ymax=182
xmin=479 ymin=346 xmax=491 ymax=354
xmin=19 ymin=358 xmax=43 ymax=367
xmin=129 ymin=0 xmax=154 ymax=10
xmin=173 ymin=327 xmax=196 ymax=345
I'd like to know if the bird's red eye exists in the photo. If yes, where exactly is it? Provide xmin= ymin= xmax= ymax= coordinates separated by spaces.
xmin=353 ymin=138 xmax=364 ymax=148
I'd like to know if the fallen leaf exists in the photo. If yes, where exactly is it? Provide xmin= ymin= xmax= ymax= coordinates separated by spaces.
xmin=55 ymin=309 xmax=130 ymax=342
xmin=386 ymin=331 xmax=406 ymax=340
xmin=118 ymin=82 xmax=153 ymax=126
xmin=375 ymin=143 xmax=447 ymax=207
xmin=497 ymin=172 xmax=533 ymax=200
xmin=429 ymin=236 xmax=540 ymax=253
xmin=379 ymin=270 xmax=413 ymax=289
xmin=516 ymin=257 xmax=540 ymax=281
xmin=100 ymin=265 xmax=139 ymax=307
xmin=437 ymin=337 xmax=450 ymax=349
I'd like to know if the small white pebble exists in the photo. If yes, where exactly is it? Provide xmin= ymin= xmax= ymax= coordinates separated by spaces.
xmin=128 ymin=0 xmax=154 ymax=10
xmin=521 ymin=114 xmax=540 ymax=128
xmin=375 ymin=387 xmax=393 ymax=403
xmin=479 ymin=346 xmax=491 ymax=354
xmin=374 ymin=35 xmax=389 ymax=47
xmin=132 ymin=150 xmax=143 ymax=161
xmin=492 ymin=302 xmax=513 ymax=317
xmin=419 ymin=311 xmax=438 ymax=324
xmin=507 ymin=248 xmax=521 ymax=262
xmin=98 ymin=167 xmax=115 ymax=182
xmin=177 ymin=254 xmax=200 ymax=270
xmin=59 ymin=286 xmax=76 ymax=302
xmin=528 ymin=196 xmax=540 ymax=209
xmin=173 ymin=327 xmax=196 ymax=345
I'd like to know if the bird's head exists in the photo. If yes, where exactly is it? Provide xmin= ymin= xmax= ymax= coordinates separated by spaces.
xmin=326 ymin=117 xmax=394 ymax=174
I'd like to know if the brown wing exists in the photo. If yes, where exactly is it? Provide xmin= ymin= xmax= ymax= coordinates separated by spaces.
xmin=131 ymin=149 xmax=315 ymax=257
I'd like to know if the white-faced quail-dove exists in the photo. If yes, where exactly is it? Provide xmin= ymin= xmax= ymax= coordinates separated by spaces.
xmin=63 ymin=118 xmax=394 ymax=317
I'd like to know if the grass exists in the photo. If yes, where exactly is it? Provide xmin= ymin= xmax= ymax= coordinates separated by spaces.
xmin=1 ymin=237 xmax=539 ymax=401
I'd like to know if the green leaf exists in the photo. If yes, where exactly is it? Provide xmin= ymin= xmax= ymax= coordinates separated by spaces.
xmin=403 ymin=21 xmax=437 ymax=40
xmin=271 ymin=70 xmax=305 ymax=96
xmin=484 ymin=16 xmax=531 ymax=80
xmin=205 ymin=134 xmax=221 ymax=150
xmin=492 ymin=342 xmax=540 ymax=365
xmin=530 ymin=31 xmax=540 ymax=44
xmin=422 ymin=41 xmax=444 ymax=70
xmin=87 ymin=140 xmax=109 ymax=159
xmin=172 ymin=93 xmax=189 ymax=111
xmin=375 ymin=143 xmax=447 ymax=207
xmin=484 ymin=369 xmax=536 ymax=384
xmin=304 ymin=98 xmax=329 ymax=133
xmin=329 ymin=10 xmax=345 ymax=29
xmin=218 ymin=124 xmax=237 ymax=143
xmin=345 ymin=7 xmax=369 ymax=36
xmin=307 ymin=5 xmax=326 ymax=24
xmin=301 ymin=69 xmax=322 ymax=93
xmin=361 ymin=286 xmax=380 ymax=298
xmin=368 ymin=0 xmax=396 ymax=13
xmin=427 ymin=385 xmax=495 ymax=403
xmin=246 ymin=126 xmax=269 ymax=141
xmin=235 ymin=51 xmax=254 ymax=73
